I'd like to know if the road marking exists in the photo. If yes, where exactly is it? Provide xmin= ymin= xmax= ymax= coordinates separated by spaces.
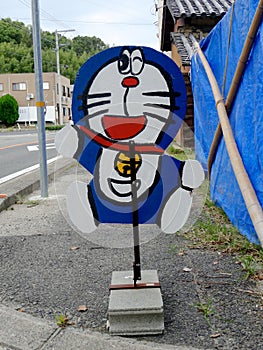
xmin=0 ymin=155 xmax=62 ymax=185
xmin=27 ymin=143 xmax=55 ymax=151
xmin=0 ymin=138 xmax=54 ymax=151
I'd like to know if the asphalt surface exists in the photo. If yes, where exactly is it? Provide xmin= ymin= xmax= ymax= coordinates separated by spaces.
xmin=0 ymin=157 xmax=262 ymax=350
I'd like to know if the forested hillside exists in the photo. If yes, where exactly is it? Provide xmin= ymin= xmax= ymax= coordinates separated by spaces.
xmin=0 ymin=18 xmax=109 ymax=83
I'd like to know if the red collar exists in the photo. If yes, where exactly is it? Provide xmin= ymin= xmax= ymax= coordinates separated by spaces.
xmin=79 ymin=125 xmax=164 ymax=154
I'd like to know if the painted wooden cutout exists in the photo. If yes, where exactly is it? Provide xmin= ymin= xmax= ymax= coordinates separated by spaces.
xmin=55 ymin=46 xmax=204 ymax=235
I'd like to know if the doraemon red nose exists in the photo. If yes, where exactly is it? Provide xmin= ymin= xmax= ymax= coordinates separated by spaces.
xmin=102 ymin=115 xmax=146 ymax=140
xmin=121 ymin=76 xmax=139 ymax=88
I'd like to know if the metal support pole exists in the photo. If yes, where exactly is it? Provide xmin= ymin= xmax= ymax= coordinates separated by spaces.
xmin=129 ymin=140 xmax=141 ymax=287
xmin=31 ymin=0 xmax=48 ymax=197
xmin=55 ymin=30 xmax=63 ymax=125
xmin=55 ymin=29 xmax=75 ymax=125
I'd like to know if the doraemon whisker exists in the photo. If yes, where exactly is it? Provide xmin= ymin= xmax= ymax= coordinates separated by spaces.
xmin=142 ymin=91 xmax=181 ymax=98
xmin=142 ymin=91 xmax=170 ymax=97
xmin=87 ymin=109 xmax=109 ymax=119
xmin=143 ymin=111 xmax=168 ymax=122
xmin=143 ymin=103 xmax=171 ymax=110
xmin=86 ymin=100 xmax=111 ymax=109
xmin=87 ymin=92 xmax=111 ymax=99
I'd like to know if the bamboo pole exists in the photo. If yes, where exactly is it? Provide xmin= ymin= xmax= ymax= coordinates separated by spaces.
xmin=193 ymin=40 xmax=263 ymax=247
xmin=207 ymin=0 xmax=263 ymax=175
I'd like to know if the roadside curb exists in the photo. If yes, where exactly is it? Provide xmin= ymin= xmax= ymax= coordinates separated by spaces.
xmin=0 ymin=158 xmax=74 ymax=213
xmin=0 ymin=304 xmax=201 ymax=350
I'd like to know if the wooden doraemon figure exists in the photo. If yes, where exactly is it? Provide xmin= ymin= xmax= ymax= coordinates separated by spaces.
xmin=55 ymin=46 xmax=204 ymax=235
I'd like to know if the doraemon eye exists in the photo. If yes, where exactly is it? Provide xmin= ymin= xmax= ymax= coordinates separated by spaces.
xmin=118 ymin=50 xmax=130 ymax=74
xmin=131 ymin=49 xmax=144 ymax=75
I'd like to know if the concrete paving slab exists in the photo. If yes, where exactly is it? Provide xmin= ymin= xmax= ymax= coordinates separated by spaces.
xmin=43 ymin=327 xmax=199 ymax=350
xmin=0 ymin=305 xmax=58 ymax=350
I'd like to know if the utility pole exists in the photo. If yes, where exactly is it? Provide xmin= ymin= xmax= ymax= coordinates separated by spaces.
xmin=55 ymin=29 xmax=75 ymax=125
xmin=31 ymin=0 xmax=48 ymax=197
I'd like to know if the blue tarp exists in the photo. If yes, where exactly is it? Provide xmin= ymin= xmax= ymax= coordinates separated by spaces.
xmin=191 ymin=0 xmax=263 ymax=245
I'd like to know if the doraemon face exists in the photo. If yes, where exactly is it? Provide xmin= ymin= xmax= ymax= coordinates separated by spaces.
xmin=73 ymin=46 xmax=187 ymax=149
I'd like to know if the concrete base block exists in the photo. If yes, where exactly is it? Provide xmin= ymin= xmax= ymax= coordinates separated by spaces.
xmin=108 ymin=270 xmax=164 ymax=335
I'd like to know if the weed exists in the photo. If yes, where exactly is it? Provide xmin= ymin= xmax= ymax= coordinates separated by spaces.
xmin=15 ymin=195 xmax=40 ymax=207
xmin=55 ymin=314 xmax=69 ymax=327
xmin=193 ymin=300 xmax=215 ymax=325
xmin=168 ymin=244 xmax=178 ymax=253
xmin=239 ymin=255 xmax=257 ymax=280
xmin=15 ymin=194 xmax=25 ymax=204
xmin=24 ymin=200 xmax=40 ymax=207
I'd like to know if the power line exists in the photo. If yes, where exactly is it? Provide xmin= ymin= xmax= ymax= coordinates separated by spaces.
xmin=40 ymin=19 xmax=154 ymax=26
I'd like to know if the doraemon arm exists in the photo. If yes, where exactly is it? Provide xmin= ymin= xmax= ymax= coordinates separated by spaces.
xmin=55 ymin=123 xmax=98 ymax=175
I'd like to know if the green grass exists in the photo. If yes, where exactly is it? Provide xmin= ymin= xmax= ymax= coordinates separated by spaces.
xmin=192 ymin=299 xmax=215 ymax=327
xmin=167 ymin=144 xmax=194 ymax=160
xmin=182 ymin=198 xmax=263 ymax=280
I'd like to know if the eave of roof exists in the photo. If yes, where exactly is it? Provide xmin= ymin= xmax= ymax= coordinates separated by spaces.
xmin=167 ymin=0 xmax=234 ymax=19
xmin=171 ymin=32 xmax=200 ymax=65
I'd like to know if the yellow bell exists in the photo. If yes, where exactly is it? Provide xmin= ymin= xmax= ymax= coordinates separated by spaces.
xmin=115 ymin=152 xmax=142 ymax=177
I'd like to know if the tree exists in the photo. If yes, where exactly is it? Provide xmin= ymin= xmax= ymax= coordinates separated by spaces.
xmin=0 ymin=18 xmax=109 ymax=83
xmin=72 ymin=35 xmax=108 ymax=57
xmin=0 ymin=94 xmax=19 ymax=126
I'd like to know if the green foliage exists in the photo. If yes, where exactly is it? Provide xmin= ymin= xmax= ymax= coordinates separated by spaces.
xmin=45 ymin=124 xmax=64 ymax=131
xmin=0 ymin=18 xmax=25 ymax=44
xmin=0 ymin=18 xmax=109 ymax=83
xmin=72 ymin=35 xmax=108 ymax=57
xmin=0 ymin=94 xmax=19 ymax=126
xmin=193 ymin=300 xmax=215 ymax=326
xmin=55 ymin=314 xmax=69 ymax=327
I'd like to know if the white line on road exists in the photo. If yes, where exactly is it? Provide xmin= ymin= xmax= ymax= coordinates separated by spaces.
xmin=0 ymin=155 xmax=62 ymax=185
xmin=27 ymin=143 xmax=55 ymax=151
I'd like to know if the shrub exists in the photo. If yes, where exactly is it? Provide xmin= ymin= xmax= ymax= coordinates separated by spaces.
xmin=0 ymin=94 xmax=19 ymax=126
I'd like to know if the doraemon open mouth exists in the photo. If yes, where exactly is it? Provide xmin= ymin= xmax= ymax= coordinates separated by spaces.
xmin=102 ymin=115 xmax=147 ymax=140
xmin=108 ymin=178 xmax=141 ymax=197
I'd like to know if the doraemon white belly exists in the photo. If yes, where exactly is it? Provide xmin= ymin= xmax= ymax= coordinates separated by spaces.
xmin=96 ymin=148 xmax=160 ymax=203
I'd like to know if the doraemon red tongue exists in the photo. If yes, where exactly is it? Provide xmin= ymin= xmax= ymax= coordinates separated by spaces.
xmin=102 ymin=115 xmax=146 ymax=140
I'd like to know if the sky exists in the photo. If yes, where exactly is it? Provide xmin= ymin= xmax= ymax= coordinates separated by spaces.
xmin=0 ymin=0 xmax=160 ymax=49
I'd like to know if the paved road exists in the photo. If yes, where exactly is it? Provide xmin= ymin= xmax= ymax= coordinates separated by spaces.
xmin=0 ymin=130 xmax=57 ymax=181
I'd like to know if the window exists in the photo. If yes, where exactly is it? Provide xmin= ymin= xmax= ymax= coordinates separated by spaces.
xmin=67 ymin=87 xmax=70 ymax=97
xmin=43 ymin=82 xmax=50 ymax=90
xmin=12 ymin=82 xmax=27 ymax=91
xmin=0 ymin=83 xmax=3 ymax=91
xmin=62 ymin=85 xmax=66 ymax=96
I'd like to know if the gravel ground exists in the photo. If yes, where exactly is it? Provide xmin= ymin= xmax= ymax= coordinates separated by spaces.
xmin=0 ymin=166 xmax=262 ymax=350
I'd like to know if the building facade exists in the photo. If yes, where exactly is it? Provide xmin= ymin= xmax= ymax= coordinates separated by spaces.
xmin=158 ymin=0 xmax=235 ymax=147
xmin=0 ymin=72 xmax=72 ymax=124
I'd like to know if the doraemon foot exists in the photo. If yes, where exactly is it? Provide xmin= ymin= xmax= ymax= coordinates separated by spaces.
xmin=161 ymin=187 xmax=192 ymax=233
xmin=66 ymin=181 xmax=98 ymax=234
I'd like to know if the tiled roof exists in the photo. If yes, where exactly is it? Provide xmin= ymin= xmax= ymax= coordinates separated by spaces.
xmin=171 ymin=33 xmax=197 ymax=65
xmin=167 ymin=0 xmax=234 ymax=18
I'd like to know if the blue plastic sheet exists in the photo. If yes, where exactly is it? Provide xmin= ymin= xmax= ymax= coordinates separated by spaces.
xmin=191 ymin=0 xmax=263 ymax=245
